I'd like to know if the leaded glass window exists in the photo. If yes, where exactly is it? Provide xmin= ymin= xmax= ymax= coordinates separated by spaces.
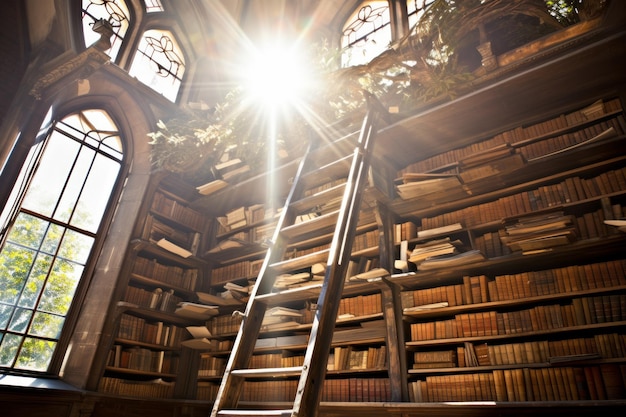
xmin=128 ymin=29 xmax=186 ymax=102
xmin=0 ymin=109 xmax=123 ymax=373
xmin=81 ymin=0 xmax=131 ymax=61
xmin=341 ymin=1 xmax=391 ymax=67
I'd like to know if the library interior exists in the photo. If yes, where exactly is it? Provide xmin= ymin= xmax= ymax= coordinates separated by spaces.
xmin=0 ymin=1 xmax=625 ymax=416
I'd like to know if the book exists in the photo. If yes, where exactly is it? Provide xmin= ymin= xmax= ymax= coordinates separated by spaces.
xmin=417 ymin=222 xmax=463 ymax=238
xmin=417 ymin=249 xmax=486 ymax=271
xmin=349 ymin=267 xmax=390 ymax=281
xmin=181 ymin=338 xmax=216 ymax=349
xmin=156 ymin=238 xmax=192 ymax=258
xmin=185 ymin=325 xmax=212 ymax=339
xmin=196 ymin=291 xmax=240 ymax=306
xmin=404 ymin=301 xmax=448 ymax=312
xmin=174 ymin=302 xmax=219 ymax=319
xmin=196 ymin=179 xmax=228 ymax=196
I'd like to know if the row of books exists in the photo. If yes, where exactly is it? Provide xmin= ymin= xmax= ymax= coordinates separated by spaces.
xmin=237 ymin=377 xmax=392 ymax=402
xmin=248 ymin=352 xmax=304 ymax=369
xmin=242 ymin=346 xmax=387 ymax=373
xmin=209 ymin=259 xmax=260 ymax=284
xmin=107 ymin=345 xmax=179 ymax=374
xmin=99 ymin=376 xmax=174 ymax=399
xmin=352 ymin=229 xmax=380 ymax=252
xmin=409 ymin=364 xmax=626 ymax=402
xmin=399 ymin=97 xmax=621 ymax=175
xmin=402 ymin=259 xmax=626 ymax=311
xmin=409 ymin=294 xmax=626 ymax=341
xmin=132 ymin=256 xmax=198 ymax=291
xmin=117 ymin=314 xmax=185 ymax=347
xmin=329 ymin=345 xmax=387 ymax=371
xmin=519 ymin=117 xmax=622 ymax=161
xmin=198 ymin=355 xmax=226 ymax=376
xmin=413 ymin=333 xmax=625 ymax=369
xmin=123 ymin=286 xmax=183 ymax=313
xmin=151 ymin=190 xmax=204 ymax=231
xmin=416 ymin=165 xmax=626 ymax=234
xmin=489 ymin=260 xmax=626 ymax=301
xmin=401 ymin=259 xmax=626 ymax=312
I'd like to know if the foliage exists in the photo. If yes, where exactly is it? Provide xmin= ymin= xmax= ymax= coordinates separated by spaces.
xmin=0 ymin=212 xmax=85 ymax=371
xmin=149 ymin=0 xmax=604 ymax=178
xmin=148 ymin=87 xmax=311 ymax=184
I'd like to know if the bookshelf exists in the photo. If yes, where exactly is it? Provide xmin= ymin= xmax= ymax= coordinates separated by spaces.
xmin=95 ymin=173 xmax=210 ymax=399
xmin=383 ymin=96 xmax=626 ymax=404
xmin=187 ymin=130 xmax=406 ymax=405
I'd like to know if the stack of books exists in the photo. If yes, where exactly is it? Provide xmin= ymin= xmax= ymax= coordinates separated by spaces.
xmin=500 ymin=211 xmax=577 ymax=254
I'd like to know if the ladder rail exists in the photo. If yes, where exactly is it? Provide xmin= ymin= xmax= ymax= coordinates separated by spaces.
xmin=211 ymin=93 xmax=386 ymax=417
xmin=291 ymin=97 xmax=383 ymax=417
xmin=210 ymin=139 xmax=320 ymax=415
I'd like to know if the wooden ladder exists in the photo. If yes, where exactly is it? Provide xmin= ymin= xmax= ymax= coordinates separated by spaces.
xmin=210 ymin=94 xmax=387 ymax=417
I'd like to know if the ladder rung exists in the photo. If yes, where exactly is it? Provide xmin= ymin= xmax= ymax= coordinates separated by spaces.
xmin=231 ymin=366 xmax=304 ymax=378
xmin=217 ymin=410 xmax=293 ymax=417
xmin=256 ymin=283 xmax=323 ymax=305
xmin=269 ymin=249 xmax=330 ymax=274
xmin=280 ymin=210 xmax=339 ymax=240
xmin=290 ymin=182 xmax=346 ymax=212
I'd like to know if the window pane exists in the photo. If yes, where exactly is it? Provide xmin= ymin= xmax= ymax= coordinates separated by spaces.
xmin=0 ymin=333 xmax=21 ymax=366
xmin=29 ymin=312 xmax=64 ymax=339
xmin=14 ymin=337 xmax=56 ymax=371
xmin=0 ymin=305 xmax=14 ymax=329
xmin=39 ymin=258 xmax=83 ymax=316
xmin=0 ymin=242 xmax=35 ymax=304
xmin=21 ymin=133 xmax=80 ymax=218
xmin=16 ymin=252 xmax=53 ymax=309
xmin=129 ymin=29 xmax=186 ymax=102
xmin=8 ymin=307 xmax=32 ymax=333
xmin=144 ymin=0 xmax=164 ymax=13
xmin=6 ymin=213 xmax=48 ymax=250
xmin=81 ymin=0 xmax=130 ymax=60
xmin=72 ymin=154 xmax=119 ymax=233
xmin=58 ymin=229 xmax=94 ymax=265
xmin=40 ymin=223 xmax=64 ymax=255
xmin=54 ymin=145 xmax=95 ymax=225
xmin=407 ymin=0 xmax=434 ymax=28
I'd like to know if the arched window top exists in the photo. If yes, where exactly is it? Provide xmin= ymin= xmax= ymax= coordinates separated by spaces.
xmin=341 ymin=1 xmax=391 ymax=67
xmin=129 ymin=29 xmax=186 ymax=102
xmin=81 ymin=0 xmax=131 ymax=61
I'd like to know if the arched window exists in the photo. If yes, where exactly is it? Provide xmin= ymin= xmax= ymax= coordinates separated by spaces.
xmin=341 ymin=1 xmax=392 ymax=67
xmin=80 ymin=0 xmax=185 ymax=102
xmin=0 ymin=109 xmax=123 ymax=373
xmin=129 ymin=29 xmax=186 ymax=102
